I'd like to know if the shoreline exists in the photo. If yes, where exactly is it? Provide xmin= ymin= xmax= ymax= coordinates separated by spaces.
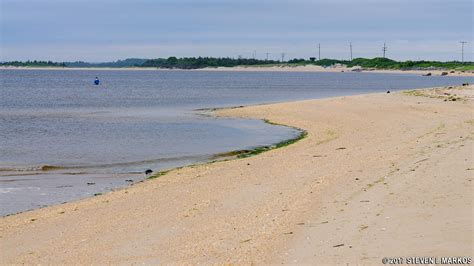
xmin=201 ymin=65 xmax=474 ymax=77
xmin=0 ymin=86 xmax=448 ymax=217
xmin=0 ymin=107 xmax=306 ymax=218
xmin=1 ymin=85 xmax=472 ymax=264
xmin=2 ymin=65 xmax=473 ymax=77
xmin=1 ymin=82 xmax=455 ymax=217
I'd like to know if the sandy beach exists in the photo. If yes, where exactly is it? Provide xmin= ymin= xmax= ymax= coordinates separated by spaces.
xmin=2 ymin=65 xmax=473 ymax=77
xmin=203 ymin=65 xmax=474 ymax=77
xmin=0 ymin=85 xmax=472 ymax=264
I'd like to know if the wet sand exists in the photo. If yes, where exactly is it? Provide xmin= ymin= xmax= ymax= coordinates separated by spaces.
xmin=0 ymin=85 xmax=472 ymax=264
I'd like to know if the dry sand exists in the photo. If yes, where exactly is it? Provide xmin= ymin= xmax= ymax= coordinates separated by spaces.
xmin=2 ymin=65 xmax=473 ymax=77
xmin=0 ymin=86 xmax=472 ymax=264
xmin=203 ymin=65 xmax=474 ymax=77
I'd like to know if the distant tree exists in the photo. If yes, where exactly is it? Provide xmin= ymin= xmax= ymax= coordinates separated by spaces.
xmin=167 ymin=57 xmax=178 ymax=65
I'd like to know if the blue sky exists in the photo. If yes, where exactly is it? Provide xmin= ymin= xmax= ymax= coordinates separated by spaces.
xmin=1 ymin=0 xmax=472 ymax=62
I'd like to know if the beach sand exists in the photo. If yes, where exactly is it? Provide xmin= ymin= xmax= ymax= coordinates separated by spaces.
xmin=2 ymin=65 xmax=473 ymax=77
xmin=203 ymin=65 xmax=474 ymax=77
xmin=0 ymin=86 xmax=472 ymax=264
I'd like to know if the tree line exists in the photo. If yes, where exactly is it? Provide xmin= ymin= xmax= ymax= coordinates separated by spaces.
xmin=0 ymin=60 xmax=66 ymax=67
xmin=1 ymin=57 xmax=472 ymax=70
xmin=141 ymin=57 xmax=280 ymax=69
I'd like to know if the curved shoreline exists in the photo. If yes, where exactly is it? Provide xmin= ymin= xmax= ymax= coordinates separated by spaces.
xmin=148 ymin=117 xmax=307 ymax=179
xmin=0 ymin=106 xmax=306 ymax=217
xmin=1 ymin=86 xmax=472 ymax=264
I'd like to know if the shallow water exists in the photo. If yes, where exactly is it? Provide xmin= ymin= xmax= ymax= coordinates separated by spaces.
xmin=0 ymin=69 xmax=471 ymax=216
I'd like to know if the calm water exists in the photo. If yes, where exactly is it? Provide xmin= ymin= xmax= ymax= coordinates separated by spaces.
xmin=1 ymin=69 xmax=471 ymax=216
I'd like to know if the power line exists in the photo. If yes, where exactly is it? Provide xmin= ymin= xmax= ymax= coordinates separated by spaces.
xmin=460 ymin=41 xmax=467 ymax=63
xmin=265 ymin=52 xmax=269 ymax=61
xmin=281 ymin=53 xmax=285 ymax=63
xmin=382 ymin=42 xmax=388 ymax=58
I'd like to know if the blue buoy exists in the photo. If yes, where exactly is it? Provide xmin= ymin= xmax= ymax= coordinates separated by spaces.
xmin=94 ymin=77 xmax=100 ymax=85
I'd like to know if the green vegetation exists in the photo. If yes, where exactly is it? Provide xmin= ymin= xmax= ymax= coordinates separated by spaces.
xmin=235 ymin=129 xmax=307 ymax=158
xmin=290 ymin=57 xmax=474 ymax=70
xmin=403 ymin=89 xmax=428 ymax=97
xmin=141 ymin=57 xmax=280 ymax=69
xmin=2 ymin=57 xmax=472 ymax=70
xmin=0 ymin=58 xmax=147 ymax=68
xmin=65 ymin=58 xmax=148 ymax=68
xmin=0 ymin=60 xmax=66 ymax=67
xmin=147 ymin=169 xmax=171 ymax=179
xmin=456 ymin=65 xmax=474 ymax=71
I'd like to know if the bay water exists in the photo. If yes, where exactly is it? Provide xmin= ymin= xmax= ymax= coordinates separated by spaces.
xmin=1 ymin=69 xmax=471 ymax=216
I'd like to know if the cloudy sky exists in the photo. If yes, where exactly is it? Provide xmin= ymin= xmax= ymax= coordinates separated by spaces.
xmin=1 ymin=0 xmax=472 ymax=62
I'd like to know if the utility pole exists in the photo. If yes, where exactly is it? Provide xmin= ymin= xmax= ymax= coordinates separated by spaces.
xmin=265 ymin=52 xmax=269 ymax=61
xmin=318 ymin=43 xmax=321 ymax=60
xmin=281 ymin=53 xmax=285 ymax=63
xmin=350 ymin=42 xmax=353 ymax=61
xmin=252 ymin=50 xmax=256 ymax=59
xmin=382 ymin=42 xmax=387 ymax=58
xmin=460 ymin=41 xmax=467 ymax=63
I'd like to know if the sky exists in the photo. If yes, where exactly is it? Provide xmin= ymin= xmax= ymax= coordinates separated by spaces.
xmin=0 ymin=0 xmax=472 ymax=62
